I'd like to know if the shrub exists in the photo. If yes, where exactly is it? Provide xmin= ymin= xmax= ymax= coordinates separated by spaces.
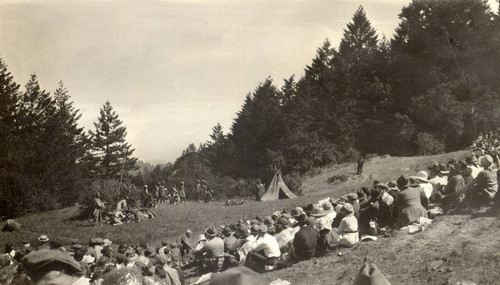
xmin=283 ymin=172 xmax=303 ymax=196
xmin=415 ymin=132 xmax=446 ymax=155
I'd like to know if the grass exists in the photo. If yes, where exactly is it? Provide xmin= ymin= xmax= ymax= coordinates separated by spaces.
xmin=1 ymin=150 xmax=468 ymax=250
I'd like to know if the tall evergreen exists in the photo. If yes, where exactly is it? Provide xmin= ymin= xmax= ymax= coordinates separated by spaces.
xmin=89 ymin=101 xmax=138 ymax=179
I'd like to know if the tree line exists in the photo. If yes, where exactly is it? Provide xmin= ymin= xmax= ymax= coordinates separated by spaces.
xmin=148 ymin=0 xmax=500 ymax=197
xmin=2 ymin=0 xmax=500 ymax=216
xmin=0 ymin=71 xmax=138 ymax=217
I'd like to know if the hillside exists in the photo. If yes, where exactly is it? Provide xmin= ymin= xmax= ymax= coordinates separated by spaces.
xmin=2 ymin=150 xmax=499 ymax=284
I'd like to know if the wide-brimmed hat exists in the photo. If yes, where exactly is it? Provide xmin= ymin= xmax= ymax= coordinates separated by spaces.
xmin=290 ymin=207 xmax=304 ymax=218
xmin=322 ymin=201 xmax=334 ymax=212
xmin=387 ymin=180 xmax=398 ymax=191
xmin=347 ymin=193 xmax=358 ymax=201
xmin=310 ymin=206 xmax=327 ymax=217
xmin=480 ymin=155 xmax=493 ymax=168
xmin=103 ymin=239 xmax=112 ymax=247
xmin=205 ymin=226 xmax=217 ymax=238
xmin=412 ymin=170 xmax=428 ymax=183
xmin=280 ymin=213 xmax=292 ymax=220
xmin=341 ymin=203 xmax=354 ymax=215
xmin=38 ymin=235 xmax=49 ymax=243
xmin=374 ymin=182 xmax=388 ymax=190
xmin=438 ymin=164 xmax=450 ymax=174
xmin=196 ymin=234 xmax=207 ymax=243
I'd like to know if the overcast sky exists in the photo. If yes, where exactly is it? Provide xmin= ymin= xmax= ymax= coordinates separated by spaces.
xmin=1 ymin=0 xmax=498 ymax=164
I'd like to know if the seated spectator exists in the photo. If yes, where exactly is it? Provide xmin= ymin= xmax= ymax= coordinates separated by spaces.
xmin=395 ymin=175 xmax=428 ymax=227
xmin=326 ymin=203 xmax=359 ymax=248
xmin=429 ymin=164 xmax=450 ymax=199
xmin=466 ymin=155 xmax=482 ymax=179
xmin=440 ymin=163 xmax=466 ymax=213
xmin=244 ymin=225 xmax=281 ymax=272
xmin=22 ymin=249 xmax=83 ymax=285
xmin=387 ymin=180 xmax=399 ymax=200
xmin=291 ymin=216 xmax=319 ymax=261
xmin=194 ymin=226 xmax=225 ymax=272
xmin=347 ymin=193 xmax=360 ymax=221
xmin=469 ymin=155 xmax=498 ymax=208
xmin=179 ymin=229 xmax=194 ymax=264
xmin=412 ymin=170 xmax=433 ymax=200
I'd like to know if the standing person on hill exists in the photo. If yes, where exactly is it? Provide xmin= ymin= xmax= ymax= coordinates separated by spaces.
xmin=256 ymin=180 xmax=266 ymax=201
xmin=195 ymin=180 xmax=202 ymax=202
xmin=395 ymin=175 xmax=428 ymax=228
xmin=93 ymin=193 xmax=106 ymax=227
xmin=179 ymin=182 xmax=187 ymax=205
xmin=356 ymin=156 xmax=365 ymax=175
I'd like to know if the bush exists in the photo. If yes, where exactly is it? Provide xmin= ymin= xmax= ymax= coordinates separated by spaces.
xmin=78 ymin=179 xmax=142 ymax=211
xmin=283 ymin=172 xmax=303 ymax=196
xmin=415 ymin=132 xmax=446 ymax=155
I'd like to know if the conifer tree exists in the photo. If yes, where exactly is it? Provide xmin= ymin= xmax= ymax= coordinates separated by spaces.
xmin=89 ymin=101 xmax=138 ymax=179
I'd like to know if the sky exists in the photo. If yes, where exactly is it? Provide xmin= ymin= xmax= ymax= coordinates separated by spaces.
xmin=1 ymin=0 xmax=498 ymax=164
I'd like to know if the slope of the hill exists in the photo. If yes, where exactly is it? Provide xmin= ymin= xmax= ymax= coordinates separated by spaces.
xmin=3 ymin=150 xmax=499 ymax=284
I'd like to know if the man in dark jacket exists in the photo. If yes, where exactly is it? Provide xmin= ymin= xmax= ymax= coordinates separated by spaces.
xmin=291 ymin=216 xmax=319 ymax=260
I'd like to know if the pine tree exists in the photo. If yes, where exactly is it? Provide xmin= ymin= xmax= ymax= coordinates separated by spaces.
xmin=89 ymin=101 xmax=138 ymax=179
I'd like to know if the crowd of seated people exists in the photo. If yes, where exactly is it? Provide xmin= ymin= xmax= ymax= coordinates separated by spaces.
xmin=1 ymin=152 xmax=499 ymax=284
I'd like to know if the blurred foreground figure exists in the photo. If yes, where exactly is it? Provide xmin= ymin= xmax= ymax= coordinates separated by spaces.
xmin=22 ymin=249 xmax=83 ymax=285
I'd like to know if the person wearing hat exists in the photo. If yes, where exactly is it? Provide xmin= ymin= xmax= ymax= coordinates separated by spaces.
xmin=466 ymin=155 xmax=482 ymax=179
xmin=194 ymin=226 xmax=225 ymax=272
xmin=468 ymin=155 xmax=498 ymax=208
xmin=410 ymin=171 xmax=433 ymax=205
xmin=291 ymin=215 xmax=319 ymax=261
xmin=395 ymin=175 xmax=428 ymax=227
xmin=273 ymin=217 xmax=295 ymax=251
xmin=386 ymin=181 xmax=399 ymax=199
xmin=326 ymin=203 xmax=359 ymax=248
xmin=36 ymin=235 xmax=51 ymax=251
xmin=22 ymin=249 xmax=83 ymax=285
xmin=346 ymin=193 xmax=361 ymax=221
xmin=428 ymin=164 xmax=450 ymax=196
xmin=245 ymin=225 xmax=281 ymax=272
xmin=93 ymin=193 xmax=106 ymax=227
xmin=179 ymin=181 xmax=187 ymax=205
xmin=178 ymin=229 xmax=194 ymax=265
xmin=255 ymin=179 xmax=266 ymax=201
xmin=439 ymin=163 xmax=466 ymax=213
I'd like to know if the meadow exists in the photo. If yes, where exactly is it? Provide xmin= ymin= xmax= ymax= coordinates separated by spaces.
xmin=4 ymin=150 xmax=500 ymax=284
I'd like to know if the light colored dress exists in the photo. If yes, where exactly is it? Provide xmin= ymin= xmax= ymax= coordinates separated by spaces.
xmin=326 ymin=213 xmax=359 ymax=247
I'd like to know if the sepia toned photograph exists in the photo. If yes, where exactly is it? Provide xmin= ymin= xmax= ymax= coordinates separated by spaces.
xmin=1 ymin=0 xmax=500 ymax=284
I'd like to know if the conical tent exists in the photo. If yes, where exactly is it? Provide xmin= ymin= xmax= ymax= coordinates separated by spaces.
xmin=260 ymin=171 xmax=297 ymax=201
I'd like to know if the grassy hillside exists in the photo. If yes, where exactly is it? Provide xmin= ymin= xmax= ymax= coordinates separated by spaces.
xmin=3 ymin=150 xmax=499 ymax=284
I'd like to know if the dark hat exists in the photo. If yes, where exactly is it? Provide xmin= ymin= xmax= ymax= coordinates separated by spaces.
xmin=205 ymin=226 xmax=217 ymax=238
xmin=281 ymin=213 xmax=292 ymax=220
xmin=101 ymin=246 xmax=113 ymax=256
xmin=290 ymin=207 xmax=304 ymax=218
xmin=310 ymin=206 xmax=327 ymax=217
xmin=466 ymin=156 xmax=478 ymax=164
xmin=22 ymin=249 xmax=83 ymax=277
xmin=387 ymin=180 xmax=398 ymax=191
xmin=397 ymin=175 xmax=409 ymax=189
xmin=255 ymin=215 xmax=264 ymax=222
xmin=263 ymin=216 xmax=274 ymax=226
xmin=353 ymin=263 xmax=391 ymax=285
xmin=276 ymin=217 xmax=290 ymax=227
xmin=248 ymin=219 xmax=260 ymax=225
xmin=210 ymin=266 xmax=269 ymax=285
xmin=250 ymin=225 xmax=260 ymax=235
xmin=222 ymin=226 xmax=232 ymax=235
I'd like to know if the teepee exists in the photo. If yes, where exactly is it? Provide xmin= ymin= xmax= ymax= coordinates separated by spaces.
xmin=260 ymin=171 xmax=297 ymax=201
